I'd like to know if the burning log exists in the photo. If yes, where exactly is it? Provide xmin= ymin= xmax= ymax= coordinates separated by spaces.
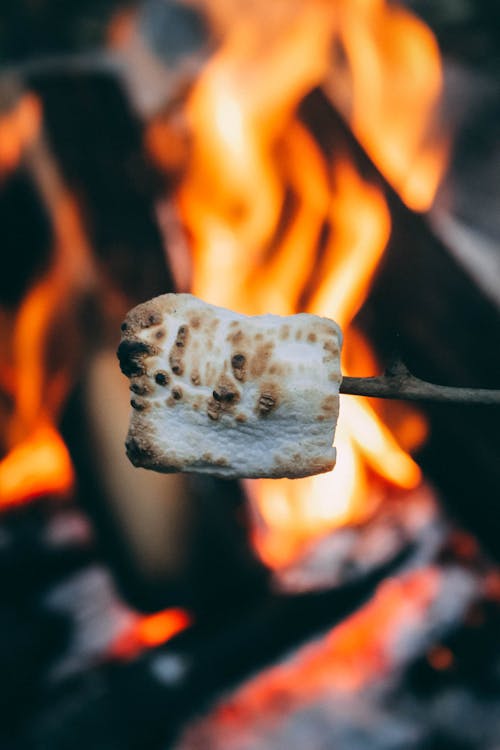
xmin=118 ymin=293 xmax=500 ymax=480
xmin=23 ymin=546 xmax=414 ymax=750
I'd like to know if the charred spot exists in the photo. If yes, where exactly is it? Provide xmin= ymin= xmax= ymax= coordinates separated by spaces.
xmin=213 ymin=388 xmax=237 ymax=403
xmin=175 ymin=325 xmax=188 ymax=348
xmin=130 ymin=380 xmax=152 ymax=396
xmin=117 ymin=340 xmax=155 ymax=377
xmin=155 ymin=371 xmax=170 ymax=386
xmin=191 ymin=370 xmax=201 ymax=386
xmin=130 ymin=398 xmax=147 ymax=411
xmin=146 ymin=312 xmax=162 ymax=327
xmin=207 ymin=397 xmax=221 ymax=421
xmin=121 ymin=300 xmax=164 ymax=336
xmin=169 ymin=351 xmax=184 ymax=375
xmin=235 ymin=413 xmax=247 ymax=423
xmin=258 ymin=392 xmax=276 ymax=415
xmin=190 ymin=316 xmax=201 ymax=329
xmin=257 ymin=383 xmax=279 ymax=416
xmin=231 ymin=353 xmax=245 ymax=368
xmin=155 ymin=328 xmax=166 ymax=340
xmin=213 ymin=375 xmax=240 ymax=406
xmin=307 ymin=332 xmax=317 ymax=343
xmin=125 ymin=436 xmax=143 ymax=465
xmin=231 ymin=353 xmax=246 ymax=381
xmin=214 ymin=390 xmax=235 ymax=403
xmin=171 ymin=387 xmax=183 ymax=400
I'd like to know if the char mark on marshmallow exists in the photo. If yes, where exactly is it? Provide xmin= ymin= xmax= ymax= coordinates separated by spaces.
xmin=117 ymin=340 xmax=158 ymax=377
xmin=175 ymin=325 xmax=188 ymax=347
xmin=231 ymin=353 xmax=247 ymax=381
xmin=154 ymin=370 xmax=170 ymax=386
xmin=257 ymin=385 xmax=279 ymax=416
xmin=169 ymin=346 xmax=184 ymax=375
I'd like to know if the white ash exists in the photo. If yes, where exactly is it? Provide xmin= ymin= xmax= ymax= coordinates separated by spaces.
xmin=43 ymin=566 xmax=136 ymax=681
xmin=173 ymin=566 xmax=478 ymax=750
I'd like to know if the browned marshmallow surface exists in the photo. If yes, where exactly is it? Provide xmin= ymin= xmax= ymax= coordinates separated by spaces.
xmin=117 ymin=294 xmax=342 ymax=479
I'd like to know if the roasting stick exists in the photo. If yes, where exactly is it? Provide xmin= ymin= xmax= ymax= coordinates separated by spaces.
xmin=340 ymin=359 xmax=500 ymax=405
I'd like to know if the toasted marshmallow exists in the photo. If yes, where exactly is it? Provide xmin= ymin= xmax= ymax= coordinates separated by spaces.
xmin=117 ymin=294 xmax=342 ymax=479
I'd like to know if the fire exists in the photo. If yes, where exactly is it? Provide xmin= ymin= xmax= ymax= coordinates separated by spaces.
xmin=327 ymin=0 xmax=447 ymax=211
xmin=0 ymin=107 xmax=97 ymax=508
xmin=0 ymin=423 xmax=73 ymax=508
xmin=212 ymin=568 xmax=440 ymax=720
xmin=110 ymin=608 xmax=192 ymax=660
xmin=135 ymin=608 xmax=191 ymax=646
xmin=177 ymin=0 xmax=446 ymax=566
xmin=0 ymin=94 xmax=41 ymax=177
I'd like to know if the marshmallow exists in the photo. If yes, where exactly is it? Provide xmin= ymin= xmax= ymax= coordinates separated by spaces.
xmin=117 ymin=294 xmax=342 ymax=479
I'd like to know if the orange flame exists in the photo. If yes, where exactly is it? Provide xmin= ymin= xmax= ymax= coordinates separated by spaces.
xmin=135 ymin=608 xmax=191 ymax=646
xmin=0 ymin=94 xmax=41 ymax=176
xmin=0 ymin=114 xmax=97 ymax=508
xmin=177 ymin=0 xmax=446 ymax=567
xmin=334 ymin=0 xmax=447 ymax=212
xmin=0 ymin=423 xmax=73 ymax=508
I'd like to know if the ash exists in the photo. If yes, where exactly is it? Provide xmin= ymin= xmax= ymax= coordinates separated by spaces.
xmin=174 ymin=490 xmax=500 ymax=750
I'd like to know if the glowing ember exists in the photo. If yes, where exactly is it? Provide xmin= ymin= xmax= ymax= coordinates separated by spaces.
xmin=205 ymin=569 xmax=440 ymax=719
xmin=427 ymin=644 xmax=453 ymax=671
xmin=135 ymin=608 xmax=191 ymax=646
xmin=176 ymin=0 xmax=446 ymax=567
xmin=320 ymin=569 xmax=440 ymax=691
xmin=110 ymin=608 xmax=192 ymax=659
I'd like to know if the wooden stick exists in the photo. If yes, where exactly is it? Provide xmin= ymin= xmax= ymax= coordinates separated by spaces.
xmin=340 ymin=360 xmax=500 ymax=405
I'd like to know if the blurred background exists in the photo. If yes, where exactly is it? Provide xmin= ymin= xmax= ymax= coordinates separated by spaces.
xmin=0 ymin=1 xmax=499 ymax=748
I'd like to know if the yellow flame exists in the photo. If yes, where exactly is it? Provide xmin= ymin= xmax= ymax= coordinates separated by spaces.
xmin=176 ymin=0 xmax=446 ymax=567
xmin=328 ymin=0 xmax=447 ymax=210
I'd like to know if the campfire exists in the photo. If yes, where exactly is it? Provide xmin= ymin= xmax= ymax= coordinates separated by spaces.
xmin=1 ymin=1 xmax=499 ymax=748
